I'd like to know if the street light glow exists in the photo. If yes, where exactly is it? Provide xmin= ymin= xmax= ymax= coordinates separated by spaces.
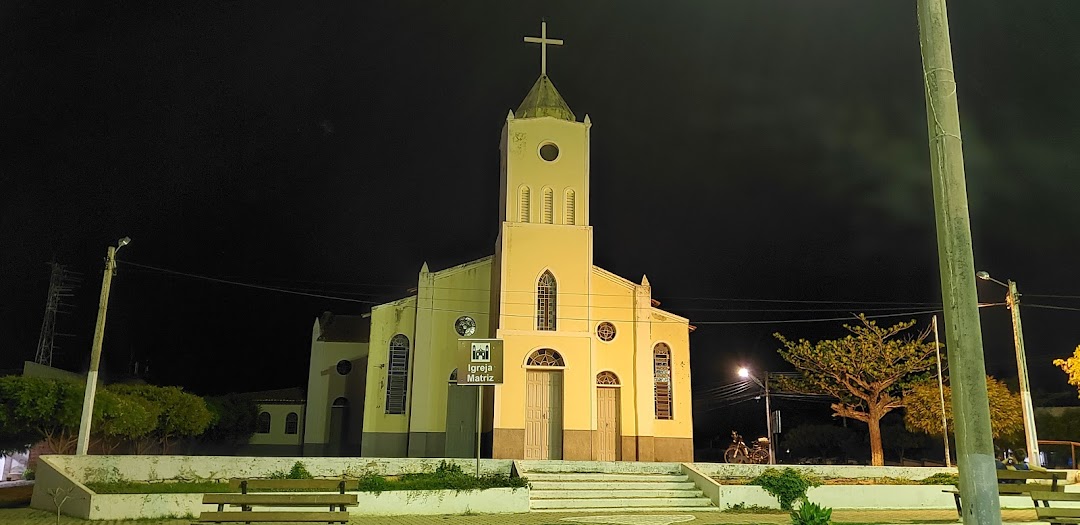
xmin=738 ymin=367 xmax=750 ymax=378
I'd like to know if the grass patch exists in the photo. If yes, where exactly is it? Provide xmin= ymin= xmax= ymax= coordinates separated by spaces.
xmin=357 ymin=461 xmax=527 ymax=494
xmin=723 ymin=502 xmax=785 ymax=514
xmin=86 ymin=481 xmax=231 ymax=494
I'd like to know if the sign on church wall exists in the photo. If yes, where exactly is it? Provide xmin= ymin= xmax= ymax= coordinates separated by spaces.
xmin=456 ymin=339 xmax=504 ymax=385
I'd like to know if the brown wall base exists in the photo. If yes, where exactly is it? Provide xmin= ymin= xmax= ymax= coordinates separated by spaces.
xmin=492 ymin=428 xmax=524 ymax=459
xmin=654 ymin=437 xmax=694 ymax=462
xmin=493 ymin=427 xmax=692 ymax=462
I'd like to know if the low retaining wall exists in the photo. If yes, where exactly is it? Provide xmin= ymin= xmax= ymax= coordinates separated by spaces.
xmin=82 ymin=488 xmax=529 ymax=520
xmin=31 ymin=455 xmax=524 ymax=520
xmin=691 ymin=462 xmax=958 ymax=480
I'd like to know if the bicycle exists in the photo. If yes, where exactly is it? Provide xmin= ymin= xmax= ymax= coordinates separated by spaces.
xmin=724 ymin=431 xmax=770 ymax=464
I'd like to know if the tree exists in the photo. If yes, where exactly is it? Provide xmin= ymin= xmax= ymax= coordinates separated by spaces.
xmin=774 ymin=315 xmax=938 ymax=466
xmin=0 ymin=376 xmax=86 ymax=454
xmin=94 ymin=388 xmax=160 ymax=453
xmin=904 ymin=376 xmax=1023 ymax=443
xmin=110 ymin=384 xmax=212 ymax=453
xmin=202 ymin=393 xmax=259 ymax=450
xmin=1053 ymin=345 xmax=1080 ymax=398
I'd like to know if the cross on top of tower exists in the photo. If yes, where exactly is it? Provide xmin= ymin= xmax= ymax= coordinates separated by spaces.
xmin=524 ymin=20 xmax=564 ymax=77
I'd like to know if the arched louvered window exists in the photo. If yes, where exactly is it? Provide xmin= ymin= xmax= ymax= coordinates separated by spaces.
xmin=519 ymin=186 xmax=531 ymax=222
xmin=256 ymin=412 xmax=271 ymax=434
xmin=564 ymin=189 xmax=576 ymax=225
xmin=385 ymin=334 xmax=410 ymax=414
xmin=527 ymin=348 xmax=565 ymax=367
xmin=537 ymin=271 xmax=557 ymax=331
xmin=285 ymin=412 xmax=299 ymax=434
xmin=542 ymin=187 xmax=554 ymax=224
xmin=653 ymin=343 xmax=673 ymax=420
xmin=597 ymin=371 xmax=620 ymax=385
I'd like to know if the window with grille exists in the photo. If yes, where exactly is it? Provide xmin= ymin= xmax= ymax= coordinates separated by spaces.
xmin=597 ymin=371 xmax=620 ymax=385
xmin=654 ymin=343 xmax=673 ymax=420
xmin=527 ymin=348 xmax=565 ymax=367
xmin=564 ymin=189 xmax=575 ymax=225
xmin=385 ymin=334 xmax=410 ymax=414
xmin=285 ymin=412 xmax=299 ymax=435
xmin=256 ymin=412 xmax=271 ymax=434
xmin=519 ymin=186 xmax=530 ymax=222
xmin=542 ymin=187 xmax=554 ymax=224
xmin=537 ymin=271 xmax=557 ymax=331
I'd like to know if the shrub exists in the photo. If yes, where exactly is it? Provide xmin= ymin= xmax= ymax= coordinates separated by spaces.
xmin=22 ymin=468 xmax=35 ymax=480
xmin=919 ymin=472 xmax=959 ymax=486
xmin=752 ymin=468 xmax=821 ymax=511
xmin=791 ymin=501 xmax=833 ymax=525
xmin=267 ymin=461 xmax=313 ymax=480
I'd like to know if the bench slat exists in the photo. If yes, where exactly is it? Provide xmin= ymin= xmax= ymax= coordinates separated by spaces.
xmin=997 ymin=469 xmax=1064 ymax=480
xmin=999 ymin=483 xmax=1065 ymax=495
xmin=203 ymin=494 xmax=357 ymax=505
xmin=1031 ymin=491 xmax=1080 ymax=502
xmin=228 ymin=479 xmax=350 ymax=492
xmin=197 ymin=511 xmax=349 ymax=523
xmin=1037 ymin=507 xmax=1080 ymax=519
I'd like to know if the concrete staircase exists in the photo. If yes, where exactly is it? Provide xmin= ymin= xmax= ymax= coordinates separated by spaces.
xmin=518 ymin=461 xmax=716 ymax=512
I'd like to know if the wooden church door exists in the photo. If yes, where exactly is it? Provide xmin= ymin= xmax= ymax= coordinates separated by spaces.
xmin=596 ymin=386 xmax=619 ymax=461
xmin=525 ymin=370 xmax=563 ymax=459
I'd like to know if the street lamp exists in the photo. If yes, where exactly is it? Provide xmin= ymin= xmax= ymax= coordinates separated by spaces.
xmin=977 ymin=270 xmax=1039 ymax=466
xmin=738 ymin=367 xmax=774 ymax=464
xmin=75 ymin=236 xmax=130 ymax=455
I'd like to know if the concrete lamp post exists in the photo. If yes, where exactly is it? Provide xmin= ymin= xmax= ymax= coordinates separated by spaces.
xmin=976 ymin=270 xmax=1040 ymax=466
xmin=738 ymin=367 xmax=774 ymax=465
xmin=75 ymin=236 xmax=130 ymax=456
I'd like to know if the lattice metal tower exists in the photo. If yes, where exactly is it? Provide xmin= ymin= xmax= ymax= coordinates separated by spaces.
xmin=35 ymin=262 xmax=82 ymax=366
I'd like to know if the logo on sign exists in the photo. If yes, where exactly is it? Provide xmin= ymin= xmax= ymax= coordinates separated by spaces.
xmin=471 ymin=342 xmax=491 ymax=363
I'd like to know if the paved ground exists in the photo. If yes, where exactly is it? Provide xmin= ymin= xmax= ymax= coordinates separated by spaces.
xmin=0 ymin=506 xmax=1043 ymax=524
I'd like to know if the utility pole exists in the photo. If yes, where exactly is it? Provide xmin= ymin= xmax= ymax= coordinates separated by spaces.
xmin=76 ymin=237 xmax=130 ymax=455
xmin=916 ymin=1 xmax=1001 ymax=523
xmin=764 ymin=372 xmax=774 ymax=465
xmin=933 ymin=316 xmax=951 ymax=467
xmin=1006 ymin=280 xmax=1040 ymax=465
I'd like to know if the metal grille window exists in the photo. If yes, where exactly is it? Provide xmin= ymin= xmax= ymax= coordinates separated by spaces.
xmin=519 ymin=186 xmax=530 ymax=222
xmin=537 ymin=271 xmax=557 ymax=331
xmin=285 ymin=412 xmax=299 ymax=435
xmin=597 ymin=371 xmax=620 ymax=385
xmin=256 ymin=412 xmax=271 ymax=434
xmin=385 ymin=334 xmax=410 ymax=414
xmin=654 ymin=343 xmax=673 ymax=420
xmin=542 ymin=187 xmax=554 ymax=224
xmin=527 ymin=348 xmax=565 ymax=367
xmin=564 ymin=189 xmax=575 ymax=225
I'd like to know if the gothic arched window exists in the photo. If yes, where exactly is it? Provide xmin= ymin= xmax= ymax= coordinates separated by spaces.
xmin=542 ymin=187 xmax=554 ymax=224
xmin=526 ymin=348 xmax=565 ymax=367
xmin=256 ymin=412 xmax=271 ymax=434
xmin=564 ymin=189 xmax=576 ymax=225
xmin=537 ymin=271 xmax=557 ymax=331
xmin=519 ymin=186 xmax=531 ymax=222
xmin=285 ymin=412 xmax=299 ymax=435
xmin=385 ymin=334 xmax=410 ymax=415
xmin=653 ymin=343 xmax=673 ymax=420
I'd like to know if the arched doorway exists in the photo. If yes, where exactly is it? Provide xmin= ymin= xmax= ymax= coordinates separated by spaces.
xmin=595 ymin=371 xmax=621 ymax=461
xmin=524 ymin=349 xmax=565 ymax=460
xmin=328 ymin=397 xmax=349 ymax=456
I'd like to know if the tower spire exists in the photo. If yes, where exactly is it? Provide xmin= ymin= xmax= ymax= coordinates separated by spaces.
xmin=524 ymin=19 xmax=564 ymax=76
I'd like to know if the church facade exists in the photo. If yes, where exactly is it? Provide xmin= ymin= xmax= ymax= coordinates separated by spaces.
xmin=314 ymin=26 xmax=694 ymax=462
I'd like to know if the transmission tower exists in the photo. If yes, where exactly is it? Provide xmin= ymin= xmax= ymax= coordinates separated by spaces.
xmin=35 ymin=262 xmax=82 ymax=366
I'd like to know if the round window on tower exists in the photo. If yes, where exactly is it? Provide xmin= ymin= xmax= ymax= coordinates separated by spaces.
xmin=597 ymin=322 xmax=616 ymax=342
xmin=539 ymin=142 xmax=560 ymax=162
xmin=336 ymin=360 xmax=352 ymax=375
xmin=455 ymin=316 xmax=476 ymax=337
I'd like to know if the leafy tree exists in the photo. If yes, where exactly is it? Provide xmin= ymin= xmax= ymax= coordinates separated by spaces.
xmin=1053 ymin=345 xmax=1080 ymax=398
xmin=203 ymin=393 xmax=259 ymax=448
xmin=0 ymin=376 xmax=86 ymax=454
xmin=110 ymin=384 xmax=212 ymax=453
xmin=94 ymin=388 xmax=160 ymax=453
xmin=774 ymin=315 xmax=938 ymax=466
xmin=903 ymin=376 xmax=1023 ymax=443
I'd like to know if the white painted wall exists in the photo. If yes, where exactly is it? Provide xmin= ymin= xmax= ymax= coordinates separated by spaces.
xmin=249 ymin=404 xmax=304 ymax=446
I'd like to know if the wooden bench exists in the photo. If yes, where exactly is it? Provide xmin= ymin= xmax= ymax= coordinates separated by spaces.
xmin=1030 ymin=491 xmax=1080 ymax=525
xmin=946 ymin=468 xmax=1067 ymax=516
xmin=194 ymin=479 xmax=357 ymax=524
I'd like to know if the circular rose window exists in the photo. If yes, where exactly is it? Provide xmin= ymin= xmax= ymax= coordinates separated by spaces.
xmin=539 ymin=143 xmax=560 ymax=162
xmin=336 ymin=360 xmax=352 ymax=375
xmin=455 ymin=316 xmax=476 ymax=337
xmin=597 ymin=322 xmax=616 ymax=342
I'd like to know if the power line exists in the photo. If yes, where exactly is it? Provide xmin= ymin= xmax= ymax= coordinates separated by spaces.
xmin=1025 ymin=304 xmax=1080 ymax=313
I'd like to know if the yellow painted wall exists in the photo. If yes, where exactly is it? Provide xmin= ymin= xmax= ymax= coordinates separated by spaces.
xmin=589 ymin=268 xmax=642 ymax=435
xmin=363 ymin=296 xmax=417 ymax=435
xmin=408 ymin=257 xmax=492 ymax=434
xmin=304 ymin=320 xmax=368 ymax=446
xmin=501 ymin=116 xmax=590 ymax=227
xmin=650 ymin=308 xmax=694 ymax=439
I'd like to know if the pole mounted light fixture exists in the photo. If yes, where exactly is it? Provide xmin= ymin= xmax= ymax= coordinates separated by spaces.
xmin=737 ymin=366 xmax=774 ymax=464
xmin=976 ymin=269 xmax=1040 ymax=465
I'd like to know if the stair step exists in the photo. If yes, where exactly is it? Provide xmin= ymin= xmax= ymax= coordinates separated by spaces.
xmin=531 ymin=489 xmax=703 ymax=499
xmin=529 ymin=481 xmax=698 ymax=490
xmin=532 ymin=506 xmax=721 ymax=513
xmin=524 ymin=473 xmax=689 ymax=482
xmin=530 ymin=497 xmax=714 ymax=509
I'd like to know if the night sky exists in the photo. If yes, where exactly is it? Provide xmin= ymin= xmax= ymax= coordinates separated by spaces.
xmin=3 ymin=1 xmax=1079 ymax=441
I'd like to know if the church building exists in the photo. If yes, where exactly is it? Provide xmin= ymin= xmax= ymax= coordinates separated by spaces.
xmin=306 ymin=23 xmax=694 ymax=462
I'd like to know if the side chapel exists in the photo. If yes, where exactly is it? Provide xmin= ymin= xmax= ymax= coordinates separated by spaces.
xmin=305 ymin=23 xmax=694 ymax=462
